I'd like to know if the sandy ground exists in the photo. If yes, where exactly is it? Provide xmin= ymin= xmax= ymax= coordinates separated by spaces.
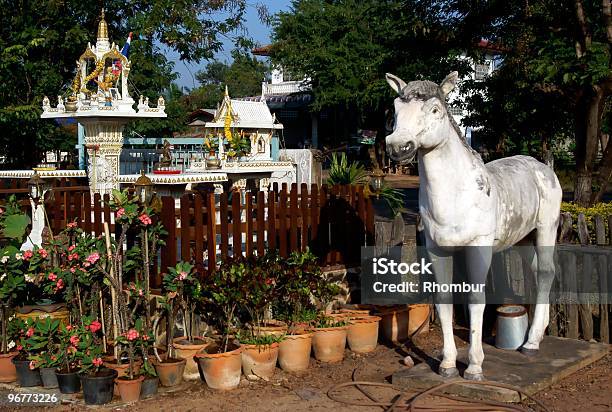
xmin=3 ymin=324 xmax=609 ymax=412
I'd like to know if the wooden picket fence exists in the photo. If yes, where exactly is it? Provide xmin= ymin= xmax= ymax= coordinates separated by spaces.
xmin=43 ymin=183 xmax=375 ymax=288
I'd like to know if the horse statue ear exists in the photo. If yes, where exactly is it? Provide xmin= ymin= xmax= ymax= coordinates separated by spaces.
xmin=440 ymin=71 xmax=459 ymax=97
xmin=385 ymin=73 xmax=407 ymax=96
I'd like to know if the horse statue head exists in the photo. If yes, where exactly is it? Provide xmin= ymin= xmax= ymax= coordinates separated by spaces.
xmin=384 ymin=72 xmax=459 ymax=163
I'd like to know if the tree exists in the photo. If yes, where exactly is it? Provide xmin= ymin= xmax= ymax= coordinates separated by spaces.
xmin=271 ymin=1 xmax=468 ymax=141
xmin=0 ymin=1 xmax=258 ymax=167
xmin=441 ymin=0 xmax=612 ymax=205
xmin=181 ymin=49 xmax=269 ymax=112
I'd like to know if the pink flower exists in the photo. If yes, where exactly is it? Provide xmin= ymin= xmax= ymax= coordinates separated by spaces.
xmin=48 ymin=273 xmax=57 ymax=281
xmin=65 ymin=325 xmax=73 ymax=331
xmin=38 ymin=249 xmax=48 ymax=258
xmin=16 ymin=345 xmax=22 ymax=351
xmin=70 ymin=267 xmax=76 ymax=273
xmin=68 ymin=245 xmax=76 ymax=252
xmin=26 ymin=327 xmax=34 ymax=337
xmin=86 ymin=252 xmax=100 ymax=264
xmin=178 ymin=271 xmax=187 ymax=281
xmin=116 ymin=208 xmax=125 ymax=218
xmin=23 ymin=250 xmax=33 ymax=260
xmin=0 ymin=208 xmax=3 ymax=214
xmin=89 ymin=320 xmax=102 ymax=333
xmin=66 ymin=222 xmax=78 ymax=229
xmin=69 ymin=335 xmax=79 ymax=346
xmin=29 ymin=360 xmax=37 ymax=370
xmin=56 ymin=278 xmax=65 ymax=289
xmin=125 ymin=329 xmax=139 ymax=341
xmin=92 ymin=357 xmax=103 ymax=367
xmin=138 ymin=213 xmax=152 ymax=226
xmin=83 ymin=261 xmax=90 ymax=268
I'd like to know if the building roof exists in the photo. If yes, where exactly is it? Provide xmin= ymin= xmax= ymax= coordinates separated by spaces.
xmin=206 ymin=90 xmax=283 ymax=129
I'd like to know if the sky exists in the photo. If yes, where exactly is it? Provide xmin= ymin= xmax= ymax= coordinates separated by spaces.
xmin=167 ymin=1 xmax=292 ymax=90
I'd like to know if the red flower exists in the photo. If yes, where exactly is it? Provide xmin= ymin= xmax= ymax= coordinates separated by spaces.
xmin=125 ymin=329 xmax=139 ymax=341
xmin=48 ymin=273 xmax=57 ymax=281
xmin=66 ymin=222 xmax=78 ymax=229
xmin=89 ymin=320 xmax=102 ymax=333
xmin=69 ymin=335 xmax=79 ymax=346
xmin=15 ymin=345 xmax=22 ymax=351
xmin=56 ymin=278 xmax=65 ymax=289
xmin=23 ymin=250 xmax=33 ymax=260
xmin=68 ymin=245 xmax=76 ymax=252
xmin=116 ymin=208 xmax=125 ymax=218
xmin=92 ymin=357 xmax=103 ymax=367
xmin=86 ymin=252 xmax=100 ymax=264
xmin=26 ymin=327 xmax=34 ymax=337
xmin=138 ymin=213 xmax=152 ymax=226
xmin=65 ymin=325 xmax=73 ymax=331
xmin=38 ymin=248 xmax=48 ymax=258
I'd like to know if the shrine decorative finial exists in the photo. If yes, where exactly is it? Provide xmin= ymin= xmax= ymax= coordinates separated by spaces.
xmin=98 ymin=8 xmax=108 ymax=40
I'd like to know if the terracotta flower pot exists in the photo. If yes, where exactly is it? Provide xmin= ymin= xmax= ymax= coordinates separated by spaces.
xmin=194 ymin=343 xmax=242 ymax=390
xmin=172 ymin=336 xmax=211 ymax=380
xmin=240 ymin=342 xmax=279 ymax=380
xmin=103 ymin=358 xmax=142 ymax=395
xmin=0 ymin=352 xmax=18 ymax=383
xmin=115 ymin=375 xmax=144 ymax=403
xmin=251 ymin=320 xmax=288 ymax=337
xmin=374 ymin=305 xmax=409 ymax=343
xmin=310 ymin=326 xmax=348 ymax=362
xmin=347 ymin=315 xmax=381 ymax=353
xmin=407 ymin=304 xmax=430 ymax=336
xmin=278 ymin=332 xmax=312 ymax=372
xmin=153 ymin=357 xmax=186 ymax=387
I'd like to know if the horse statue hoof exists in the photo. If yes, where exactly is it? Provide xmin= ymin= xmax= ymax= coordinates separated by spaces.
xmin=438 ymin=367 xmax=459 ymax=378
xmin=520 ymin=347 xmax=539 ymax=357
xmin=463 ymin=371 xmax=485 ymax=381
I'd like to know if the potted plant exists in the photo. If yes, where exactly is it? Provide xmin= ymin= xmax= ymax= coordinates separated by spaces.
xmin=161 ymin=262 xmax=209 ymax=380
xmin=76 ymin=323 xmax=117 ymax=405
xmin=204 ymin=134 xmax=221 ymax=169
xmin=310 ymin=315 xmax=348 ymax=363
xmin=26 ymin=317 xmax=62 ymax=388
xmin=195 ymin=257 xmax=247 ymax=390
xmin=9 ymin=318 xmax=43 ymax=386
xmin=139 ymin=352 xmax=158 ymax=398
xmin=54 ymin=322 xmax=85 ymax=394
xmin=113 ymin=320 xmax=153 ymax=403
xmin=0 ymin=196 xmax=29 ymax=382
xmin=226 ymin=131 xmax=251 ymax=162
xmin=236 ymin=254 xmax=284 ymax=380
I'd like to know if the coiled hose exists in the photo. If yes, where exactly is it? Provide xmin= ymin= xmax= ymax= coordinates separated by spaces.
xmin=327 ymin=305 xmax=549 ymax=411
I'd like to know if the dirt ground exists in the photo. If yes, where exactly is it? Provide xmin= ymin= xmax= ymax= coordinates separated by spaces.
xmin=4 ymin=324 xmax=609 ymax=412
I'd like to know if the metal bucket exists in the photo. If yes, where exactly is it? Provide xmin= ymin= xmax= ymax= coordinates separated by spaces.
xmin=495 ymin=305 xmax=528 ymax=350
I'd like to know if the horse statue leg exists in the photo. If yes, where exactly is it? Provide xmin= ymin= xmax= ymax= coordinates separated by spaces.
xmin=521 ymin=224 xmax=557 ymax=355
xmin=427 ymin=246 xmax=458 ymax=378
xmin=463 ymin=245 xmax=492 ymax=381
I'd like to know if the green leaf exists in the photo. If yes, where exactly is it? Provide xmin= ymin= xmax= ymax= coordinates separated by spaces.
xmin=3 ymin=214 xmax=30 ymax=240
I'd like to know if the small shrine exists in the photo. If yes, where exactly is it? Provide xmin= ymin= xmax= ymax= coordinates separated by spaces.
xmin=188 ymin=88 xmax=294 ymax=191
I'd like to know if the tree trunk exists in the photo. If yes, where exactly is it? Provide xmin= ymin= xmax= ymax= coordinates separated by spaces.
xmin=573 ymin=86 xmax=604 ymax=206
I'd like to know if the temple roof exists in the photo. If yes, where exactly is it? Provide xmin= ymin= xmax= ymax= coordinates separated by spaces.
xmin=206 ymin=90 xmax=283 ymax=129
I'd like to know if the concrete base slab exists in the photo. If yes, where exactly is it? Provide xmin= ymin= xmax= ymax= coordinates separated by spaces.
xmin=392 ymin=336 xmax=610 ymax=402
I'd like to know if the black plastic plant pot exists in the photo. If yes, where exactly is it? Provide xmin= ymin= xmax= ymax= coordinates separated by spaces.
xmin=80 ymin=368 xmax=118 ymax=405
xmin=140 ymin=376 xmax=159 ymax=398
xmin=12 ymin=359 xmax=42 ymax=387
xmin=39 ymin=367 xmax=59 ymax=388
xmin=55 ymin=369 xmax=81 ymax=393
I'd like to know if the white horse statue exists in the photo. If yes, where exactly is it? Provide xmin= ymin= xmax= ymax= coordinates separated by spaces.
xmin=385 ymin=72 xmax=562 ymax=381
